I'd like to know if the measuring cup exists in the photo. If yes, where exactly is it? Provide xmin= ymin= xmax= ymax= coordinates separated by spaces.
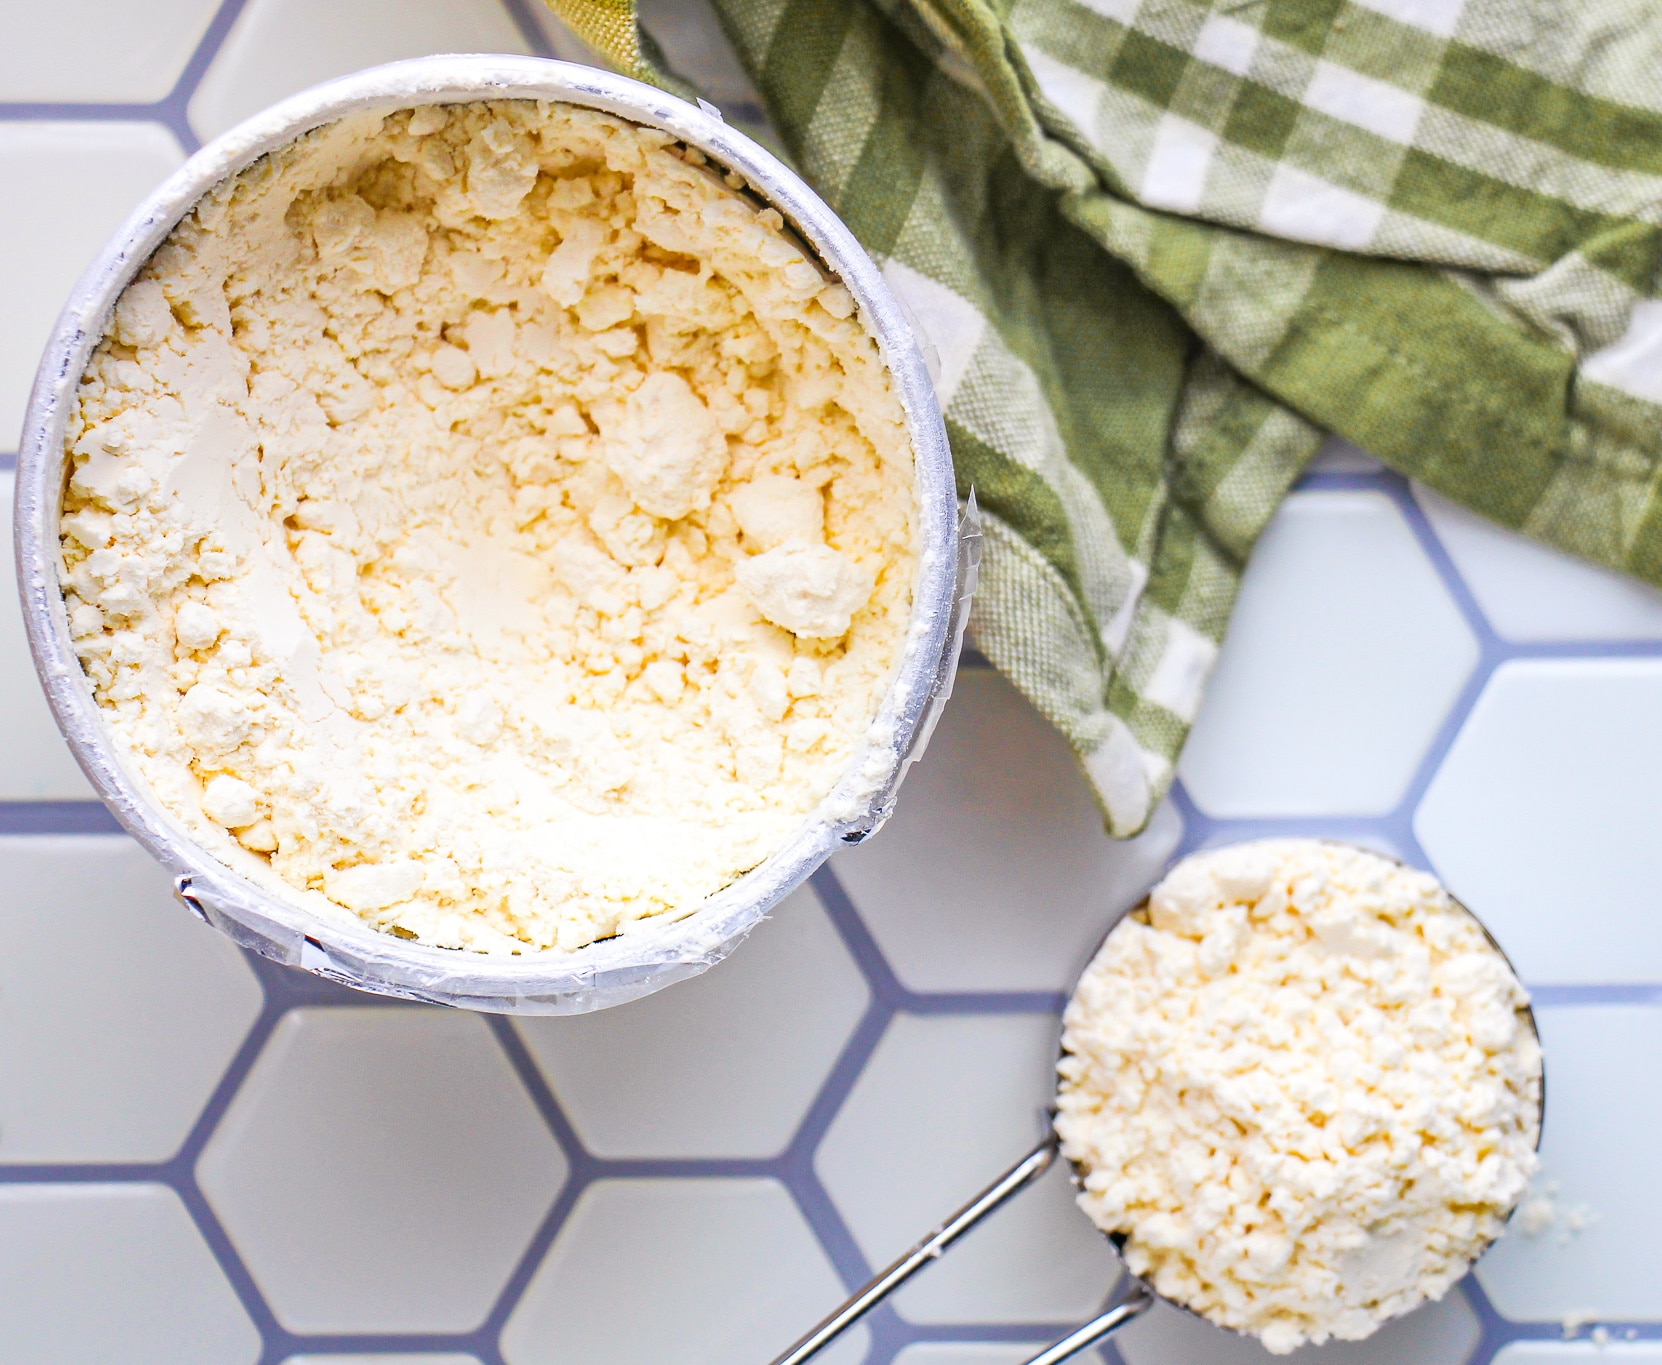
xmin=772 ymin=844 xmax=1545 ymax=1365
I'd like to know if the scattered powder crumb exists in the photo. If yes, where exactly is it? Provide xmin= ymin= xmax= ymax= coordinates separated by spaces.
xmin=1056 ymin=839 xmax=1543 ymax=1354
xmin=1562 ymin=1309 xmax=1601 ymax=1340
xmin=1516 ymin=1179 xmax=1596 ymax=1244
xmin=1515 ymin=1195 xmax=1555 ymax=1238
xmin=61 ymin=101 xmax=915 ymax=953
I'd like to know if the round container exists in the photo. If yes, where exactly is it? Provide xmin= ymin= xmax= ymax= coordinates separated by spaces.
xmin=14 ymin=56 xmax=961 ymax=1014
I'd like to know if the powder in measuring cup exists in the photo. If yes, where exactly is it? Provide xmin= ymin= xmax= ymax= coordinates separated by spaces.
xmin=1056 ymin=839 xmax=1541 ymax=1353
xmin=60 ymin=101 xmax=916 ymax=953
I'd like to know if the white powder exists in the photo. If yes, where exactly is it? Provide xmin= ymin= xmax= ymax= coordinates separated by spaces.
xmin=1516 ymin=1179 xmax=1595 ymax=1243
xmin=62 ymin=101 xmax=916 ymax=954
xmin=1056 ymin=839 xmax=1542 ymax=1354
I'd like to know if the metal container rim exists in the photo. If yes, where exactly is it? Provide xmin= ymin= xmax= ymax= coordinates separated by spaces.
xmin=13 ymin=54 xmax=959 ymax=1012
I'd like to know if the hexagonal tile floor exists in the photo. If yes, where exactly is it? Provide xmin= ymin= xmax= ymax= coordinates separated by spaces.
xmin=0 ymin=836 xmax=262 ymax=1161
xmin=284 ymin=1358 xmax=484 ymax=1365
xmin=3 ymin=4 xmax=1662 ymax=1364
xmin=197 ymin=1007 xmax=567 ymax=1334
xmin=501 ymin=1177 xmax=869 ymax=1365
xmin=187 ymin=0 xmax=554 ymax=141
xmin=1179 ymin=488 xmax=1478 ymax=818
xmin=0 ymin=1183 xmax=260 ymax=1363
xmin=1115 ymin=1290 xmax=1480 ymax=1365
xmin=0 ymin=122 xmax=184 ymax=450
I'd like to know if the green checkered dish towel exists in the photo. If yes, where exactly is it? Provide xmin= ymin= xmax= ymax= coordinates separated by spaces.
xmin=545 ymin=0 xmax=1662 ymax=837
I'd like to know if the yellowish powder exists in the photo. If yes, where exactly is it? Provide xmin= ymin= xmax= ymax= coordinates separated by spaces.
xmin=1057 ymin=840 xmax=1541 ymax=1353
xmin=61 ymin=101 xmax=916 ymax=953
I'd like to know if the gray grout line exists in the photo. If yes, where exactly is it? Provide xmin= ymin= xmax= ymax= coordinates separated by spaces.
xmin=1332 ymin=468 xmax=1491 ymax=871
xmin=812 ymin=864 xmax=1065 ymax=1016
xmin=0 ymin=801 xmax=123 ymax=834
xmin=779 ymin=996 xmax=893 ymax=1288
xmin=0 ymin=0 xmax=249 ymax=153
xmin=1462 ymin=1272 xmax=1529 ymax=1359
xmin=1461 ymin=1270 xmax=1662 ymax=1347
xmin=1527 ymin=983 xmax=1662 ymax=1006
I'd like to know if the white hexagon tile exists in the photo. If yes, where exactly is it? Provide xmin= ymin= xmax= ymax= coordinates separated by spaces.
xmin=0 ymin=1183 xmax=259 ymax=1364
xmin=1115 ymin=1290 xmax=1480 ymax=1365
xmin=188 ymin=0 xmax=559 ymax=142
xmin=0 ymin=122 xmax=183 ymax=449
xmin=1414 ymin=486 xmax=1662 ymax=642
xmin=834 ymin=667 xmax=1181 ymax=994
xmin=197 ymin=1007 xmax=566 ymax=1334
xmin=4 ymin=1 xmax=1662 ymax=1363
xmin=0 ymin=836 xmax=261 ymax=1161
xmin=514 ymin=885 xmax=868 ymax=1158
xmin=1417 ymin=659 xmax=1662 ymax=983
xmin=1474 ymin=1004 xmax=1662 ymax=1324
xmin=286 ymin=1358 xmax=484 ymax=1365
xmin=0 ymin=0 xmax=223 ymax=103
xmin=502 ymin=1177 xmax=868 ymax=1365
xmin=1180 ymin=488 xmax=1477 ymax=817
xmin=817 ymin=1012 xmax=1120 ymax=1325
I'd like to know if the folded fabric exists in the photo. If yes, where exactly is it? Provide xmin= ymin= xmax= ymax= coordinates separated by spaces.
xmin=544 ymin=0 xmax=1662 ymax=836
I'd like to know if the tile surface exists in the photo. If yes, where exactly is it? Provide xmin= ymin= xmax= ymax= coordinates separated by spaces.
xmin=515 ymin=885 xmax=866 ymax=1157
xmin=0 ymin=1184 xmax=259 ymax=1364
xmin=0 ymin=477 xmax=96 ymax=798
xmin=836 ymin=668 xmax=1181 ymax=992
xmin=500 ymin=1178 xmax=867 ymax=1365
xmin=1416 ymin=486 xmax=1662 ymax=642
xmin=188 ymin=0 xmax=539 ymax=140
xmin=0 ymin=0 xmax=221 ymax=102
xmin=1475 ymin=1004 xmax=1662 ymax=1323
xmin=0 ymin=121 xmax=183 ymax=448
xmin=5 ymin=3 xmax=1662 ymax=1363
xmin=1116 ymin=1291 xmax=1479 ymax=1364
xmin=286 ymin=1358 xmax=483 ymax=1364
xmin=198 ymin=1007 xmax=566 ymax=1333
xmin=0 ymin=836 xmax=262 ymax=1161
xmin=817 ymin=1013 xmax=1120 ymax=1323
xmin=1180 ymin=490 xmax=1477 ymax=816
xmin=1416 ymin=660 xmax=1662 ymax=983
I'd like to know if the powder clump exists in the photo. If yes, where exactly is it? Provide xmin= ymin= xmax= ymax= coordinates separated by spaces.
xmin=1056 ymin=839 xmax=1542 ymax=1354
xmin=62 ymin=101 xmax=915 ymax=954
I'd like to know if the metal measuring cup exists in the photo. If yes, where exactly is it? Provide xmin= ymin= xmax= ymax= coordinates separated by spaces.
xmin=773 ymin=843 xmax=1546 ymax=1365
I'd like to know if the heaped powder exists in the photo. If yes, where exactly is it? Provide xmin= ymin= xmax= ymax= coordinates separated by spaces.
xmin=1056 ymin=840 xmax=1541 ymax=1353
xmin=61 ymin=101 xmax=916 ymax=953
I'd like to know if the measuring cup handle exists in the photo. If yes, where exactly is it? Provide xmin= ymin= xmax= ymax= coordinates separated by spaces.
xmin=766 ymin=1134 xmax=1060 ymax=1365
xmin=1019 ymin=1281 xmax=1155 ymax=1365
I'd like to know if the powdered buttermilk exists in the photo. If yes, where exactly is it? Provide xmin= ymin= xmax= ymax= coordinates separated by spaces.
xmin=1056 ymin=840 xmax=1541 ymax=1353
xmin=61 ymin=101 xmax=916 ymax=953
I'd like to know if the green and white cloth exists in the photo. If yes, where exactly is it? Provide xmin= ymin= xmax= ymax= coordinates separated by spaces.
xmin=547 ymin=0 xmax=1662 ymax=836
